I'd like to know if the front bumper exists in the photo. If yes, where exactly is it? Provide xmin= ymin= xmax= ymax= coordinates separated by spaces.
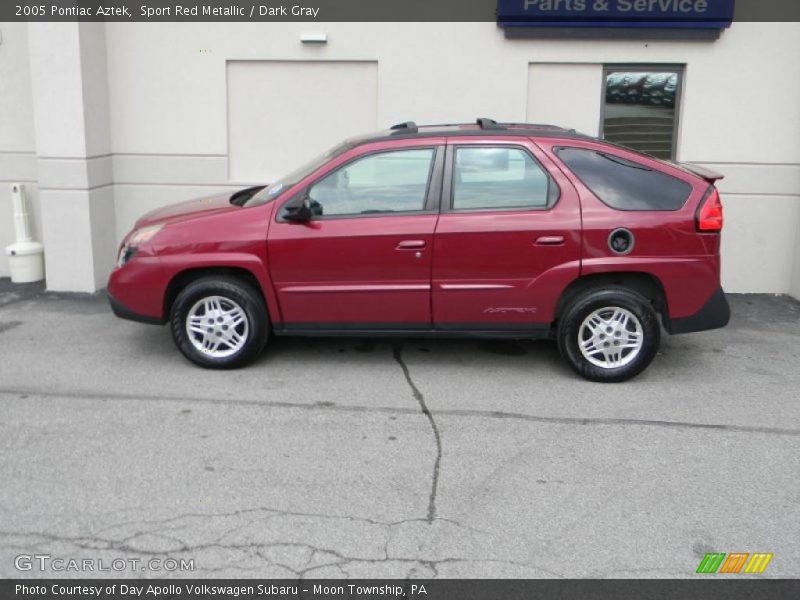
xmin=108 ymin=292 xmax=164 ymax=325
xmin=106 ymin=255 xmax=168 ymax=325
xmin=667 ymin=287 xmax=731 ymax=334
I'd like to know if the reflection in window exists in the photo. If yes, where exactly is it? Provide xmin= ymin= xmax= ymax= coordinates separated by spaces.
xmin=453 ymin=147 xmax=555 ymax=210
xmin=603 ymin=69 xmax=681 ymax=160
xmin=308 ymin=148 xmax=434 ymax=217
xmin=556 ymin=147 xmax=692 ymax=211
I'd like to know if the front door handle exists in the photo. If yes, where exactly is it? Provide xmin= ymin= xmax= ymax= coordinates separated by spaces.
xmin=535 ymin=235 xmax=565 ymax=246
xmin=396 ymin=240 xmax=426 ymax=250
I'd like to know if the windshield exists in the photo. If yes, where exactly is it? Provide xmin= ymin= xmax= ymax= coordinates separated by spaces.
xmin=241 ymin=142 xmax=352 ymax=208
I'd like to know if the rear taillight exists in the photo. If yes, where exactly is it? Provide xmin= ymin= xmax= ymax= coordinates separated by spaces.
xmin=697 ymin=189 xmax=723 ymax=232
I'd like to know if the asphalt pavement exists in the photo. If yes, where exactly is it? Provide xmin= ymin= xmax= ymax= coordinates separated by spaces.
xmin=0 ymin=279 xmax=798 ymax=578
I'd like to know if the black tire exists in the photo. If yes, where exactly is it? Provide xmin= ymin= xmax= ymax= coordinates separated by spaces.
xmin=170 ymin=276 xmax=269 ymax=369
xmin=557 ymin=287 xmax=660 ymax=383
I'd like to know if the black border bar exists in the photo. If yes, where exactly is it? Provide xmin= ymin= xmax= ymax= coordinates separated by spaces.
xmin=3 ymin=0 xmax=800 ymax=22
xmin=3 ymin=579 xmax=800 ymax=600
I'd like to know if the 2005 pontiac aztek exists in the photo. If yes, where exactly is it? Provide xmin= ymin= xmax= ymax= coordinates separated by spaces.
xmin=108 ymin=119 xmax=730 ymax=382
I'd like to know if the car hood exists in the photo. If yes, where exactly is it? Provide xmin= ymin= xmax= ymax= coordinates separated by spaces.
xmin=134 ymin=193 xmax=240 ymax=229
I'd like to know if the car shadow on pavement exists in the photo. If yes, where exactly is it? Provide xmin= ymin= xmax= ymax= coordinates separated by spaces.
xmin=122 ymin=318 xmax=570 ymax=373
xmin=257 ymin=335 xmax=568 ymax=370
xmin=102 ymin=292 xmax=800 ymax=385
xmin=118 ymin=315 xmax=732 ymax=383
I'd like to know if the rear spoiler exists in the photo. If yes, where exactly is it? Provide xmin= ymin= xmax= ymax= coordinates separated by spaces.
xmin=677 ymin=162 xmax=725 ymax=184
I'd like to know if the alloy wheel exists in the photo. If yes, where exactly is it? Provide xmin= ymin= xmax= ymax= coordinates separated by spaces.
xmin=186 ymin=295 xmax=249 ymax=358
xmin=577 ymin=306 xmax=644 ymax=369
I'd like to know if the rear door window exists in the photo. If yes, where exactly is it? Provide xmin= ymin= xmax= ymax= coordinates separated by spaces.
xmin=451 ymin=146 xmax=558 ymax=211
xmin=556 ymin=147 xmax=691 ymax=211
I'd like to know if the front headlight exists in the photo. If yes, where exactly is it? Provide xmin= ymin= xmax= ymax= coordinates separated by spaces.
xmin=117 ymin=244 xmax=135 ymax=268
xmin=117 ymin=224 xmax=164 ymax=267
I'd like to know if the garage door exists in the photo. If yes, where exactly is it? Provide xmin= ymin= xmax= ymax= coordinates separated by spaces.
xmin=227 ymin=60 xmax=378 ymax=183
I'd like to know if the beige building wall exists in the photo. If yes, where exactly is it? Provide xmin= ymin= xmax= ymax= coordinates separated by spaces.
xmin=0 ymin=23 xmax=40 ymax=277
xmin=792 ymin=228 xmax=800 ymax=300
xmin=1 ymin=22 xmax=799 ymax=297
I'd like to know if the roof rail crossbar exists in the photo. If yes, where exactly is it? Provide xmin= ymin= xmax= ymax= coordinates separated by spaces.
xmin=500 ymin=122 xmax=565 ymax=130
xmin=390 ymin=121 xmax=418 ymax=133
xmin=476 ymin=117 xmax=505 ymax=130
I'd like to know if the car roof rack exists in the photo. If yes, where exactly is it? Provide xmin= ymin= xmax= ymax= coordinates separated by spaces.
xmin=502 ymin=122 xmax=569 ymax=130
xmin=388 ymin=119 xmax=571 ymax=135
xmin=476 ymin=117 xmax=505 ymax=130
xmin=353 ymin=120 xmax=589 ymax=147
xmin=390 ymin=121 xmax=418 ymax=134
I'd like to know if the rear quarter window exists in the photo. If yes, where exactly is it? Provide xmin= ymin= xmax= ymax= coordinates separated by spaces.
xmin=556 ymin=147 xmax=692 ymax=211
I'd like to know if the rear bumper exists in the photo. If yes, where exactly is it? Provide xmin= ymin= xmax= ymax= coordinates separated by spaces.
xmin=667 ymin=287 xmax=730 ymax=334
xmin=108 ymin=292 xmax=164 ymax=325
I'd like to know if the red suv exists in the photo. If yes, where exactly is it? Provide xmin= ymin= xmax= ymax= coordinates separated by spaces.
xmin=108 ymin=119 xmax=729 ymax=382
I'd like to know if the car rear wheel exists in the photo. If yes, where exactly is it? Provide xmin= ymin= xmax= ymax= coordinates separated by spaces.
xmin=170 ymin=276 xmax=269 ymax=369
xmin=557 ymin=287 xmax=660 ymax=383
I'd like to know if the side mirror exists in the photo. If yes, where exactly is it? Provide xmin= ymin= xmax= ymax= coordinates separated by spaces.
xmin=283 ymin=195 xmax=313 ymax=223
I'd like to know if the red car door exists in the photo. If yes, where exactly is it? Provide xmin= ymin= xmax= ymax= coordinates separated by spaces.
xmin=432 ymin=137 xmax=582 ymax=330
xmin=269 ymin=140 xmax=445 ymax=329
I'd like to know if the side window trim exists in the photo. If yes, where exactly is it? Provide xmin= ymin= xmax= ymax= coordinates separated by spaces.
xmin=276 ymin=145 xmax=444 ymax=222
xmin=442 ymin=143 xmax=560 ymax=214
xmin=441 ymin=144 xmax=455 ymax=213
xmin=425 ymin=145 xmax=445 ymax=212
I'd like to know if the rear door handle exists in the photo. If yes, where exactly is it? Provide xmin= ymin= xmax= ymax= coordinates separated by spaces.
xmin=535 ymin=235 xmax=565 ymax=246
xmin=396 ymin=240 xmax=426 ymax=250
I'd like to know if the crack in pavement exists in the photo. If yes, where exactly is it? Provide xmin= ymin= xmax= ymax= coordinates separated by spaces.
xmin=0 ymin=321 xmax=23 ymax=334
xmin=2 ymin=388 xmax=798 ymax=437
xmin=392 ymin=345 xmax=442 ymax=524
xmin=90 ymin=507 xmax=489 ymax=539
xmin=0 ymin=519 xmax=561 ymax=578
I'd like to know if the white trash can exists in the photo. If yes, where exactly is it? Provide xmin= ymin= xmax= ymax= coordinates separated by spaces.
xmin=5 ymin=240 xmax=45 ymax=283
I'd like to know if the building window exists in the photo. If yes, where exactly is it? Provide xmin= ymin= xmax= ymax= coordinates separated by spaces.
xmin=601 ymin=66 xmax=683 ymax=160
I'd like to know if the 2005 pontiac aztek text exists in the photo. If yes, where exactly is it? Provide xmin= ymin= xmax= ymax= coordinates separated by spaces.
xmin=108 ymin=119 xmax=730 ymax=382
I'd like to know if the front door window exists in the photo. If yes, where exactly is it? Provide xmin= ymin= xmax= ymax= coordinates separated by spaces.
xmin=307 ymin=148 xmax=435 ymax=217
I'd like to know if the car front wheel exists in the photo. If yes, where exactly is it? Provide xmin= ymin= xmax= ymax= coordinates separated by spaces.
xmin=557 ymin=287 xmax=660 ymax=383
xmin=170 ymin=276 xmax=269 ymax=369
